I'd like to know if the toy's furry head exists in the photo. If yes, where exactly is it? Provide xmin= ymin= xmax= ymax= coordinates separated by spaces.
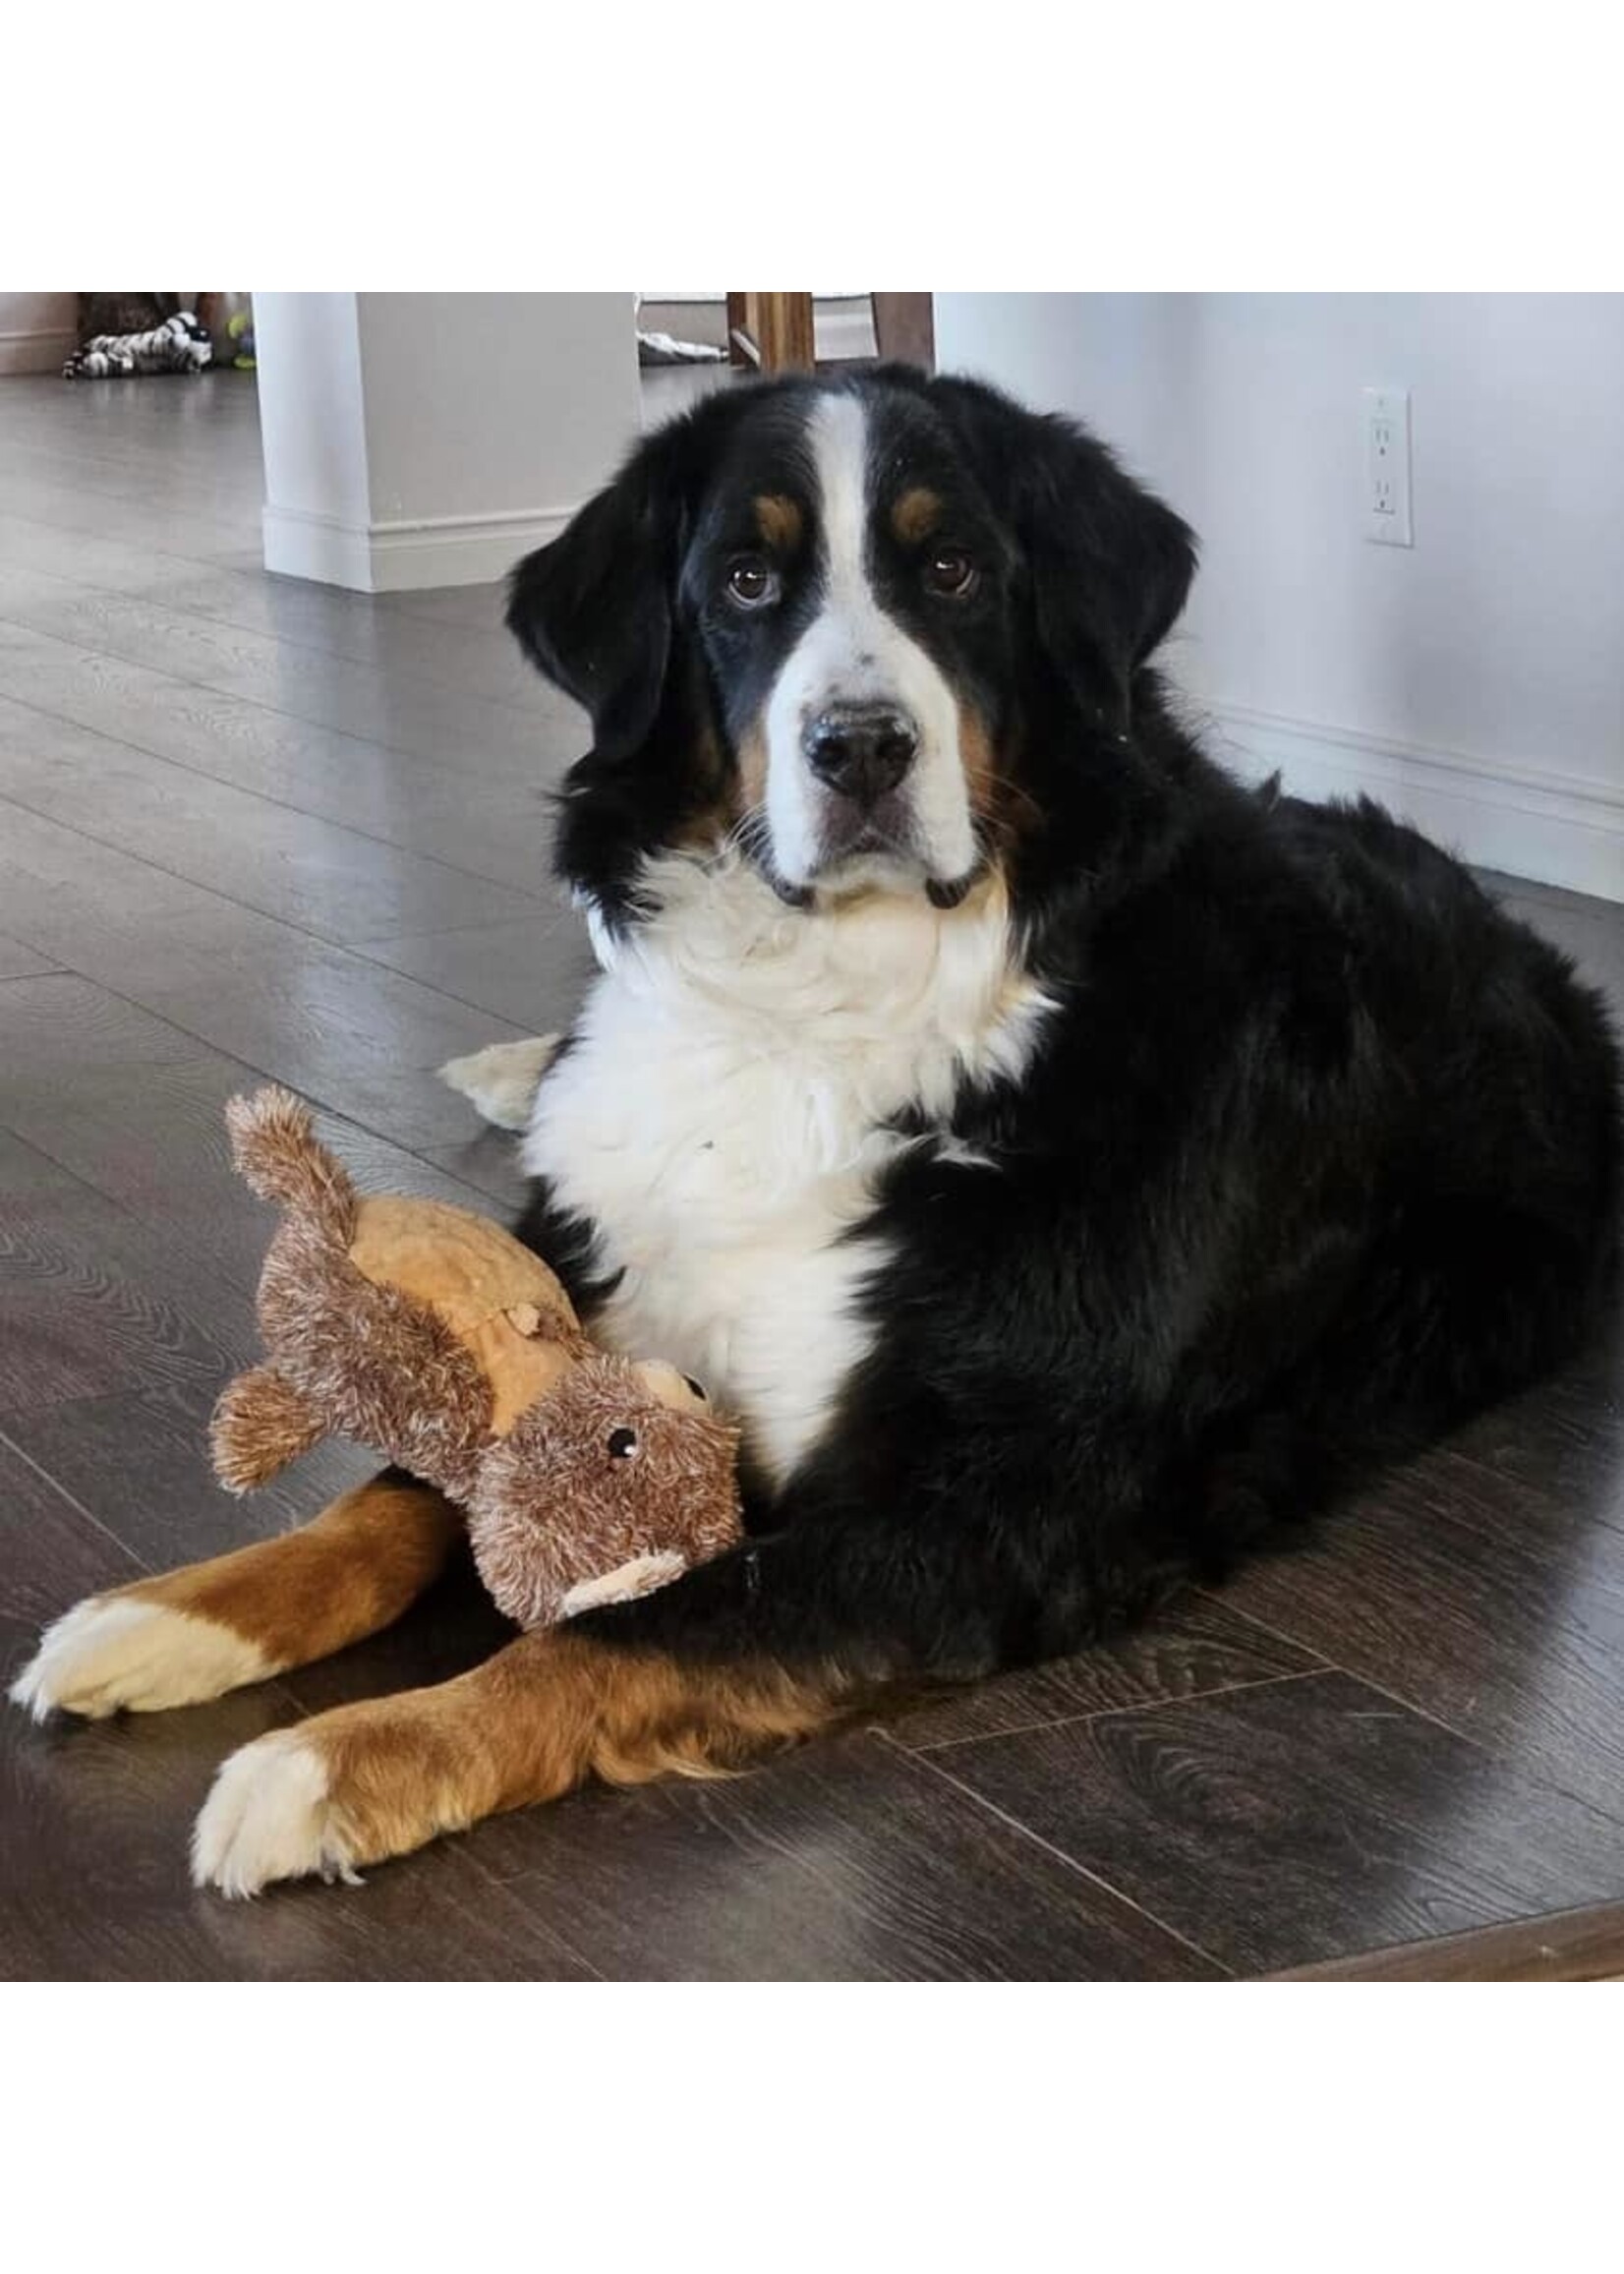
xmin=470 ymin=1358 xmax=741 ymax=1626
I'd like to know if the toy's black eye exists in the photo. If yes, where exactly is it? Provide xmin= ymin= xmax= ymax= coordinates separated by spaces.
xmin=924 ymin=546 xmax=976 ymax=597
xmin=607 ymin=1428 xmax=639 ymax=1460
xmin=682 ymin=1375 xmax=708 ymax=1401
xmin=725 ymin=555 xmax=779 ymax=609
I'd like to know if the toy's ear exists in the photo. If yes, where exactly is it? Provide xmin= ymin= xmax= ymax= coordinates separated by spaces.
xmin=928 ymin=375 xmax=1197 ymax=730
xmin=210 ymin=1365 xmax=325 ymax=1494
xmin=506 ymin=448 xmax=679 ymax=765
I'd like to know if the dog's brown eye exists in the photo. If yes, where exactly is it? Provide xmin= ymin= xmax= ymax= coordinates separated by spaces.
xmin=725 ymin=557 xmax=778 ymax=609
xmin=924 ymin=546 xmax=975 ymax=597
xmin=607 ymin=1428 xmax=639 ymax=1459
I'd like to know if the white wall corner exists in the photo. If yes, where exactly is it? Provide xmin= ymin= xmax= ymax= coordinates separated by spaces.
xmin=255 ymin=293 xmax=638 ymax=593
xmin=261 ymin=501 xmax=377 ymax=591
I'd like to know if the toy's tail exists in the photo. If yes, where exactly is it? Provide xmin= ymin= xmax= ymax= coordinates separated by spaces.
xmin=210 ymin=1363 xmax=327 ymax=1493
xmin=224 ymin=1086 xmax=358 ymax=1247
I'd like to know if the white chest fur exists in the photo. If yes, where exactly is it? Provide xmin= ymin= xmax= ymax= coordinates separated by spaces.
xmin=522 ymin=856 xmax=1047 ymax=1487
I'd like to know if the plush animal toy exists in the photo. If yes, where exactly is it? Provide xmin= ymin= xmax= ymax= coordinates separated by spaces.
xmin=63 ymin=311 xmax=214 ymax=380
xmin=210 ymin=1087 xmax=743 ymax=1628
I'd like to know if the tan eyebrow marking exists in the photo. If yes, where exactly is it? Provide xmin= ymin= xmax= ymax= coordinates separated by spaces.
xmin=892 ymin=487 xmax=943 ymax=544
xmin=752 ymin=494 xmax=802 ymax=550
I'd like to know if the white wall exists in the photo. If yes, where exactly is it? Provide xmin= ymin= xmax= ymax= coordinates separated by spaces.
xmin=257 ymin=293 xmax=640 ymax=592
xmin=355 ymin=294 xmax=639 ymax=528
xmin=0 ymin=292 xmax=77 ymax=376
xmin=255 ymin=293 xmax=372 ymax=584
xmin=934 ymin=294 xmax=1624 ymax=901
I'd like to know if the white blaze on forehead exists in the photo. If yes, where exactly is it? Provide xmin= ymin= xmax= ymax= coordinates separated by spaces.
xmin=763 ymin=390 xmax=977 ymax=890
xmin=813 ymin=389 xmax=872 ymax=621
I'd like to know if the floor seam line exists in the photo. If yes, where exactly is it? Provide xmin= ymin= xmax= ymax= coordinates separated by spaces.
xmin=878 ymin=1729 xmax=1236 ymax=1978
xmin=908 ymin=1664 xmax=1327 ymax=1754
xmin=0 ymin=682 xmax=556 ymax=915
xmin=0 ymin=515 xmax=551 ymax=723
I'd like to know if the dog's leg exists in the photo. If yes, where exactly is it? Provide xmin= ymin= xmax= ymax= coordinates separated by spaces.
xmin=192 ymin=1623 xmax=843 ymax=1895
xmin=438 ymin=1035 xmax=559 ymax=1131
xmin=188 ymin=1449 xmax=1171 ymax=1896
xmin=190 ymin=1504 xmax=986 ymax=1895
xmin=10 ymin=1472 xmax=462 ymax=1721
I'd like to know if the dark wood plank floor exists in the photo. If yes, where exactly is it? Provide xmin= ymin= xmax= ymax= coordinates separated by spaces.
xmin=2 ymin=373 xmax=1622 ymax=1981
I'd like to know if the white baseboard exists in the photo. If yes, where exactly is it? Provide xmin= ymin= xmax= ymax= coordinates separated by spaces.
xmin=0 ymin=325 xmax=77 ymax=377
xmin=365 ymin=504 xmax=576 ymax=591
xmin=1207 ymin=702 xmax=1624 ymax=906
xmin=261 ymin=501 xmax=576 ymax=594
xmin=261 ymin=503 xmax=376 ymax=590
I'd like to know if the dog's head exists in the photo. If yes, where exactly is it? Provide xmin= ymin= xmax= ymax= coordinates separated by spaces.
xmin=508 ymin=368 xmax=1195 ymax=927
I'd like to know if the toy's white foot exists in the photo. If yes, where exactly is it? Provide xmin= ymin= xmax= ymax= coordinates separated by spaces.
xmin=192 ymin=1728 xmax=359 ymax=1898
xmin=439 ymin=1034 xmax=559 ymax=1131
xmin=561 ymin=1550 xmax=686 ymax=1617
xmin=9 ymin=1596 xmax=273 ymax=1720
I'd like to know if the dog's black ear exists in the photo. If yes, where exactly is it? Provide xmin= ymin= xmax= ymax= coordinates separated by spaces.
xmin=930 ymin=377 xmax=1196 ymax=729
xmin=506 ymin=449 xmax=676 ymax=763
xmin=1021 ymin=417 xmax=1197 ymax=724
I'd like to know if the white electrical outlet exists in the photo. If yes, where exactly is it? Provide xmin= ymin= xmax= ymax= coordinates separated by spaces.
xmin=1363 ymin=386 xmax=1413 ymax=546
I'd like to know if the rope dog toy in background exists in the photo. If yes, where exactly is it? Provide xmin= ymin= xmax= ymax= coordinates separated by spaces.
xmin=64 ymin=311 xmax=213 ymax=379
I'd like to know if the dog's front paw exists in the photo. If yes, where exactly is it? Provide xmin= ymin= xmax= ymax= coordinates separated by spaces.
xmin=438 ymin=1034 xmax=559 ymax=1131
xmin=10 ymin=1595 xmax=272 ymax=1720
xmin=192 ymin=1728 xmax=359 ymax=1898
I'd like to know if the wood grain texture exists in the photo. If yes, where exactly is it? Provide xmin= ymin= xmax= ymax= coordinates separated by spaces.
xmin=891 ymin=1591 xmax=1324 ymax=1749
xmin=476 ymin=1725 xmax=1220 ymax=1979
xmin=18 ymin=586 xmax=549 ymax=775
xmin=0 ymin=611 xmax=568 ymax=889
xmin=0 ymin=465 xmax=256 ymax=563
xmin=0 ymin=814 xmax=532 ymax=1149
xmin=0 ymin=550 xmax=558 ymax=772
xmin=1278 ymin=1897 xmax=1624 ymax=1980
xmin=936 ymin=1672 xmax=1624 ymax=1976
xmin=0 ymin=1127 xmax=257 ymax=1414
xmin=4 ymin=1040 xmax=524 ymax=1300
xmin=1219 ymin=1388 xmax=1624 ymax=1819
xmin=0 ymin=930 xmax=58 ymax=979
xmin=421 ymin=1131 xmax=535 ymax=1213
xmin=0 ymin=509 xmax=544 ymax=706
xmin=0 ymin=968 xmax=201 ymax=1080
xmin=0 ymin=693 xmax=546 ymax=944
xmin=348 ymin=913 xmax=596 ymax=1028
xmin=727 ymin=292 xmax=817 ymax=375
xmin=4 ymin=1379 xmax=376 ymax=1569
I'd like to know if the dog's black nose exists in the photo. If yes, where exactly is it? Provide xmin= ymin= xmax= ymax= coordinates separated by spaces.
xmin=802 ymin=703 xmax=918 ymax=801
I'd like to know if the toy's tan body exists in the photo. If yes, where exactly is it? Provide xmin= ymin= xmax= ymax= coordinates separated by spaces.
xmin=210 ymin=1088 xmax=743 ymax=1630
xmin=348 ymin=1195 xmax=578 ymax=1429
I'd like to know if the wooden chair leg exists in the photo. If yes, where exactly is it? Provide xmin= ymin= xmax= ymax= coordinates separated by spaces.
xmin=726 ymin=292 xmax=816 ymax=374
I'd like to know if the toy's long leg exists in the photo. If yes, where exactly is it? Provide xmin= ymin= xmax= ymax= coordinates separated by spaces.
xmin=10 ymin=1472 xmax=462 ymax=1720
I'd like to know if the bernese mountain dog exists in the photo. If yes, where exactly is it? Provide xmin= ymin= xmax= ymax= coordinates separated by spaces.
xmin=16 ymin=367 xmax=1621 ymax=1897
